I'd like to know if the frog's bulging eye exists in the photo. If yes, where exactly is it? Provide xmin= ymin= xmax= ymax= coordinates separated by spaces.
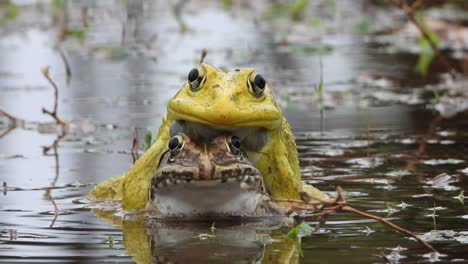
xmin=248 ymin=72 xmax=266 ymax=97
xmin=168 ymin=135 xmax=184 ymax=151
xmin=188 ymin=65 xmax=207 ymax=91
xmin=228 ymin=136 xmax=241 ymax=155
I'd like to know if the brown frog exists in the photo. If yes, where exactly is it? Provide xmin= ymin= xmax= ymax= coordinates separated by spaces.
xmin=148 ymin=133 xmax=283 ymax=217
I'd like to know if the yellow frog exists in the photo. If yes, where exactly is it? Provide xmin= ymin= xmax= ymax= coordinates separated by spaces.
xmin=88 ymin=63 xmax=326 ymax=211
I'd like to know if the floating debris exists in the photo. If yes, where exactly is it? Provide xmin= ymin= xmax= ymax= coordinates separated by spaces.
xmin=425 ymin=173 xmax=459 ymax=191
xmin=418 ymin=230 xmax=468 ymax=245
xmin=346 ymin=157 xmax=384 ymax=169
xmin=385 ymin=170 xmax=411 ymax=178
xmin=423 ymin=159 xmax=464 ymax=166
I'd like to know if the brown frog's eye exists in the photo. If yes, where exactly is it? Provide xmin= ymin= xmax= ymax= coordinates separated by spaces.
xmin=188 ymin=64 xmax=207 ymax=92
xmin=168 ymin=135 xmax=184 ymax=151
xmin=228 ymin=136 xmax=241 ymax=155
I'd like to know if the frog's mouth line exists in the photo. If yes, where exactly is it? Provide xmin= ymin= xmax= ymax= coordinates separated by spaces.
xmin=151 ymin=164 xmax=262 ymax=189
xmin=168 ymin=107 xmax=282 ymax=131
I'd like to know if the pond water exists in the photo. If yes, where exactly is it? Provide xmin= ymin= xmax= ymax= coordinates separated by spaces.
xmin=0 ymin=1 xmax=467 ymax=263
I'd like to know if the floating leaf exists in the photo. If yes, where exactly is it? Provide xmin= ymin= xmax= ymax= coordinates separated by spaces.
xmin=107 ymin=235 xmax=114 ymax=249
xmin=455 ymin=190 xmax=464 ymax=205
xmin=285 ymin=222 xmax=313 ymax=257
xmin=414 ymin=14 xmax=440 ymax=77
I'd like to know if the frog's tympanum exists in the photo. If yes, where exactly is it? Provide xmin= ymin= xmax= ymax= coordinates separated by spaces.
xmin=88 ymin=63 xmax=327 ymax=212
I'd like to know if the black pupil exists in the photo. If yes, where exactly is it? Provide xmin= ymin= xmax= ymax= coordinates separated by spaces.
xmin=230 ymin=136 xmax=241 ymax=149
xmin=188 ymin=68 xmax=199 ymax=82
xmin=168 ymin=137 xmax=180 ymax=150
xmin=254 ymin=74 xmax=265 ymax=90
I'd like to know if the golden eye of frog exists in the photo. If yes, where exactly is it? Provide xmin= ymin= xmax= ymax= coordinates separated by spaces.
xmin=148 ymin=133 xmax=282 ymax=217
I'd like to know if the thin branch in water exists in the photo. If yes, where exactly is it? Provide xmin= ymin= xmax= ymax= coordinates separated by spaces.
xmin=342 ymin=205 xmax=436 ymax=252
xmin=43 ymin=133 xmax=65 ymax=228
xmin=131 ymin=128 xmax=139 ymax=164
xmin=45 ymin=188 xmax=60 ymax=228
xmin=41 ymin=67 xmax=65 ymax=125
xmin=58 ymin=49 xmax=72 ymax=83
xmin=390 ymin=0 xmax=458 ymax=77
xmin=280 ymin=186 xmax=437 ymax=253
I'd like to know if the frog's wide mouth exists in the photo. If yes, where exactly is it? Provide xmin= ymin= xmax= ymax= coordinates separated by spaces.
xmin=170 ymin=120 xmax=269 ymax=157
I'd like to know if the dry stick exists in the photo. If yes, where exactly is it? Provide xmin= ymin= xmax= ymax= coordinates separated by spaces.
xmin=200 ymin=48 xmax=207 ymax=64
xmin=288 ymin=186 xmax=437 ymax=253
xmin=41 ymin=67 xmax=65 ymax=125
xmin=390 ymin=0 xmax=458 ymax=78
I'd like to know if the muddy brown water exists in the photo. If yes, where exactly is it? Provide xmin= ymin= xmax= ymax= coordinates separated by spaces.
xmin=0 ymin=1 xmax=467 ymax=263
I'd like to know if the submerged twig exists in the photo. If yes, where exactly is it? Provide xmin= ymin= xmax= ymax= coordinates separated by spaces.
xmin=41 ymin=67 xmax=65 ymax=125
xmin=390 ymin=0 xmax=458 ymax=77
xmin=281 ymin=186 xmax=437 ymax=253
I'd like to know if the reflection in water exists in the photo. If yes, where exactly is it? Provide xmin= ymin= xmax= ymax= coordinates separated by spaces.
xmin=42 ymin=133 xmax=65 ymax=228
xmin=93 ymin=210 xmax=298 ymax=264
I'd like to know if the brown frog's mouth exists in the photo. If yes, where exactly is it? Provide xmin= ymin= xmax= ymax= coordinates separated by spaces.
xmin=151 ymin=163 xmax=262 ymax=189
